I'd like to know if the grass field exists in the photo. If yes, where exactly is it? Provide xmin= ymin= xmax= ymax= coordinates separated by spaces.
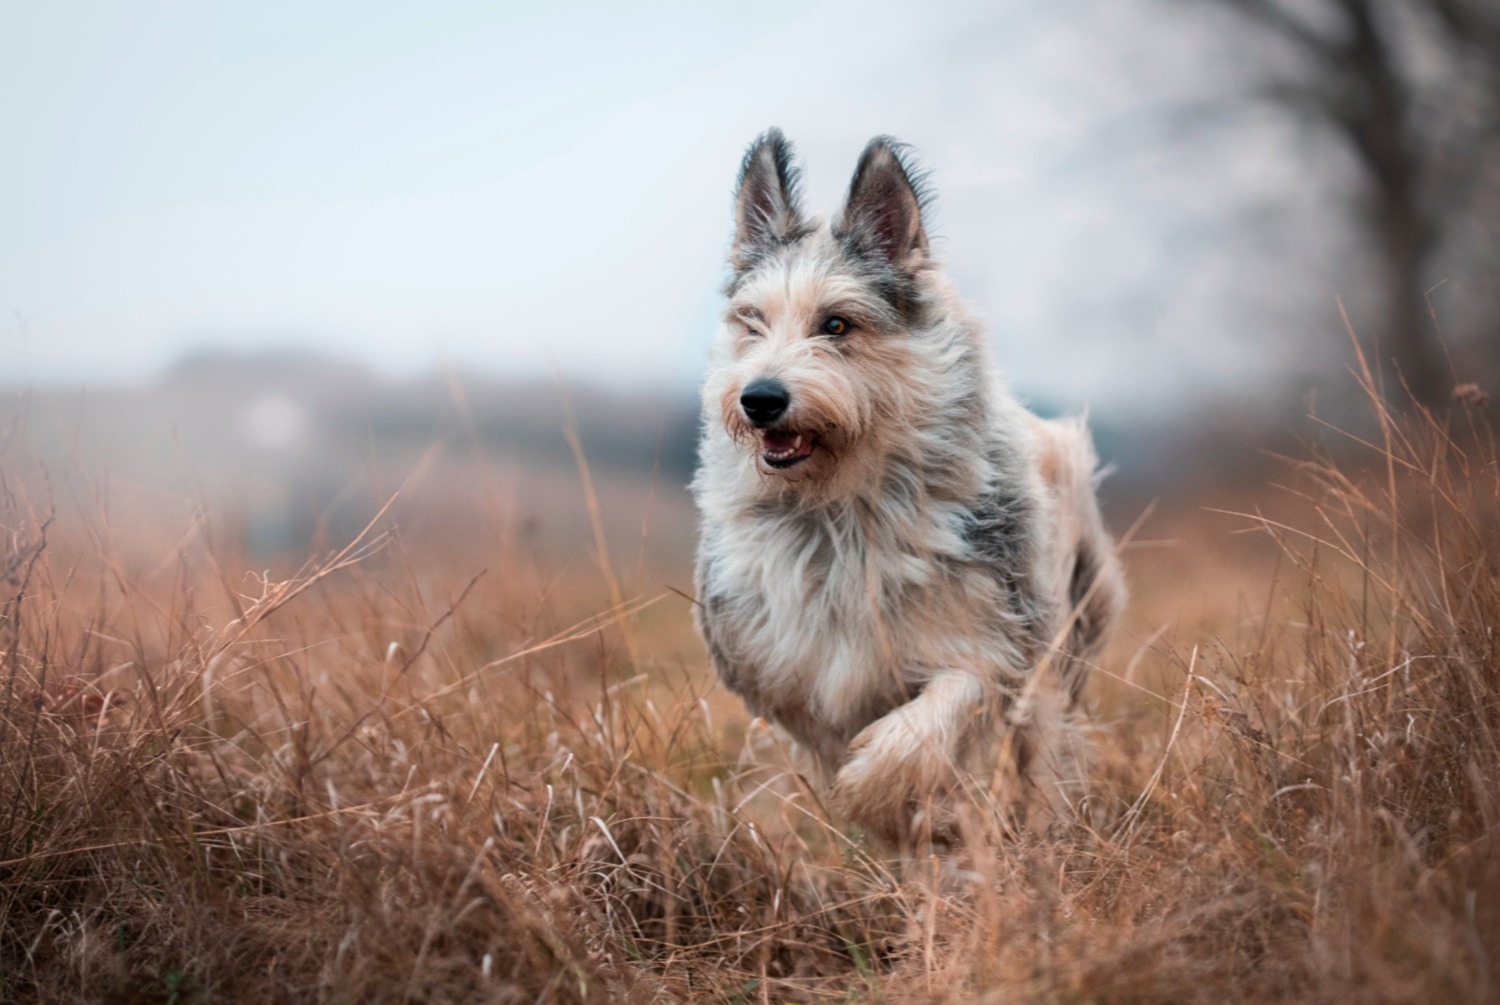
xmin=1 ymin=371 xmax=1496 ymax=1003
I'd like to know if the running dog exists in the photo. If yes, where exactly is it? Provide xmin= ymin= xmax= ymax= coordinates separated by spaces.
xmin=693 ymin=129 xmax=1125 ymax=846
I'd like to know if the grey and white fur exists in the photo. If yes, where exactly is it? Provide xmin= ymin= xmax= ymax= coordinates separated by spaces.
xmin=693 ymin=129 xmax=1125 ymax=846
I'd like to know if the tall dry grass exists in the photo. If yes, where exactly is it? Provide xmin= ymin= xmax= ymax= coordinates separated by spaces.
xmin=0 ymin=373 xmax=1496 ymax=1003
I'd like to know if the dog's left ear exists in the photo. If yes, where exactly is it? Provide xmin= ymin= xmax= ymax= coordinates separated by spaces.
xmin=836 ymin=137 xmax=929 ymax=270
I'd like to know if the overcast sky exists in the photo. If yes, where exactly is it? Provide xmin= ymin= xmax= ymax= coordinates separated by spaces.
xmin=0 ymin=0 xmax=1349 ymax=415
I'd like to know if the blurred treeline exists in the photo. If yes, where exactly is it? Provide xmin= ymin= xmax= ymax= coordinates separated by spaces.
xmin=2 ymin=352 xmax=700 ymax=563
xmin=2 ymin=347 xmax=1341 ymax=566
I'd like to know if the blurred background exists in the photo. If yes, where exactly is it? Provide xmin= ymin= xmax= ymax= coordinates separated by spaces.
xmin=2 ymin=0 xmax=1497 ymax=581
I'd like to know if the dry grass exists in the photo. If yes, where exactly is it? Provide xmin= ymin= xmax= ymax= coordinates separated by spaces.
xmin=1 ymin=373 xmax=1497 ymax=1003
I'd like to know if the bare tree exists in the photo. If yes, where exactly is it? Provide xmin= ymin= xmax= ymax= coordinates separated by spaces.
xmin=1207 ymin=0 xmax=1500 ymax=403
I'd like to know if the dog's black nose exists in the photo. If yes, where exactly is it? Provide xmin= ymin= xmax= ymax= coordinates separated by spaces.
xmin=740 ymin=379 xmax=790 ymax=427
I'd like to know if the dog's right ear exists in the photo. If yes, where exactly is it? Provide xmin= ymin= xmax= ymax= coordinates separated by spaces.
xmin=730 ymin=128 xmax=806 ymax=272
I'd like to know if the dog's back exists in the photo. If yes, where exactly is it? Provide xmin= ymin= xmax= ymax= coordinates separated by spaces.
xmin=1028 ymin=414 xmax=1127 ymax=703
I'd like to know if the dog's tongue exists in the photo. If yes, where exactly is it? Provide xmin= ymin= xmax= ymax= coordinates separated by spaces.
xmin=763 ymin=430 xmax=800 ymax=451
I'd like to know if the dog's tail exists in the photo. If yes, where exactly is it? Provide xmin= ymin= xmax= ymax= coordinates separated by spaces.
xmin=1031 ymin=415 xmax=1127 ymax=705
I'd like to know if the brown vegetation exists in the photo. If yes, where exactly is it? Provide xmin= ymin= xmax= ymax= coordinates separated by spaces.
xmin=1 ymin=370 xmax=1496 ymax=1003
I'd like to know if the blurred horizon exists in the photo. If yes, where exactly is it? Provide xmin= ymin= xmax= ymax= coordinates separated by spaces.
xmin=0 ymin=343 xmax=1340 ymax=567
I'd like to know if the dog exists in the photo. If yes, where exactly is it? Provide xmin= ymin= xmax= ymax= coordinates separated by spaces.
xmin=692 ymin=129 xmax=1125 ymax=847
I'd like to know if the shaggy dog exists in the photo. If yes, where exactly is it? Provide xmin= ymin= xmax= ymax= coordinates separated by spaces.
xmin=693 ymin=129 xmax=1125 ymax=846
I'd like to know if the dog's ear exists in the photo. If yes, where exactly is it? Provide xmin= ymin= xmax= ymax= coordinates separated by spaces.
xmin=731 ymin=128 xmax=806 ymax=271
xmin=836 ymin=137 xmax=929 ymax=270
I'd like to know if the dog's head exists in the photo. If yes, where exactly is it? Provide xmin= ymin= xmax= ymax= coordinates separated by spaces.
xmin=704 ymin=130 xmax=941 ymax=496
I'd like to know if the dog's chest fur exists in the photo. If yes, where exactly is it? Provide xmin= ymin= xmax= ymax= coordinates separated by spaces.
xmin=695 ymin=441 xmax=1048 ymax=770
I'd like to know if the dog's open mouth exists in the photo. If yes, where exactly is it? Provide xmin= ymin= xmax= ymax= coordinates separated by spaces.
xmin=760 ymin=429 xmax=817 ymax=469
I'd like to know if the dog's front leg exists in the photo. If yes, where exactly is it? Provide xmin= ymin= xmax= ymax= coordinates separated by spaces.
xmin=829 ymin=670 xmax=994 ymax=846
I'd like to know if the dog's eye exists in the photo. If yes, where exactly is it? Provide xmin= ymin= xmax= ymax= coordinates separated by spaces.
xmin=744 ymin=325 xmax=763 ymax=339
xmin=822 ymin=317 xmax=849 ymax=337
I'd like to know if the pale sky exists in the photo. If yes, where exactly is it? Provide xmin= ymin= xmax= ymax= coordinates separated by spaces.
xmin=0 ymin=0 xmax=1348 ymax=414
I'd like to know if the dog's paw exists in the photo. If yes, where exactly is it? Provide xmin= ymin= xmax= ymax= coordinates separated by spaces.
xmin=831 ymin=717 xmax=953 ymax=846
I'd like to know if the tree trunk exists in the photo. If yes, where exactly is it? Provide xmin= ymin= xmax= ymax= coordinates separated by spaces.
xmin=1344 ymin=0 xmax=1449 ymax=404
xmin=1378 ymin=191 xmax=1446 ymax=404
